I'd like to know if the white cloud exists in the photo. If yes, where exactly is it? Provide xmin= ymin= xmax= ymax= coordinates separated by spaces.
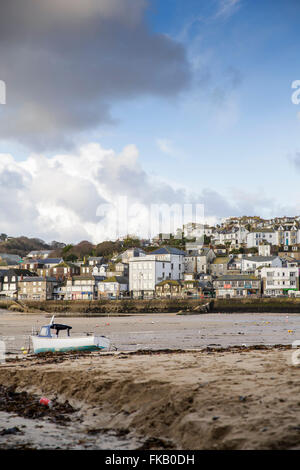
xmin=215 ymin=0 xmax=241 ymax=19
xmin=0 ymin=142 xmax=295 ymax=244
xmin=0 ymin=143 xmax=193 ymax=242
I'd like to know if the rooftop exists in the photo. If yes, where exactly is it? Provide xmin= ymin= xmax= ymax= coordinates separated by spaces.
xmin=150 ymin=246 xmax=186 ymax=256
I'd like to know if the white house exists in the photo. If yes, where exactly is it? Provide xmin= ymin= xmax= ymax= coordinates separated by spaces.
xmin=258 ymin=243 xmax=271 ymax=257
xmin=246 ymin=230 xmax=278 ymax=248
xmin=213 ymin=227 xmax=248 ymax=247
xmin=260 ymin=267 xmax=299 ymax=296
xmin=129 ymin=255 xmax=170 ymax=298
xmin=150 ymin=247 xmax=185 ymax=280
xmin=129 ymin=246 xmax=185 ymax=297
xmin=241 ymin=256 xmax=282 ymax=272
xmin=98 ymin=276 xmax=128 ymax=299
xmin=92 ymin=264 xmax=108 ymax=277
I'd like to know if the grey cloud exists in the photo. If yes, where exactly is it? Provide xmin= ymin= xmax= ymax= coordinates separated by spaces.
xmin=0 ymin=169 xmax=25 ymax=189
xmin=97 ymin=156 xmax=187 ymax=205
xmin=0 ymin=0 xmax=191 ymax=150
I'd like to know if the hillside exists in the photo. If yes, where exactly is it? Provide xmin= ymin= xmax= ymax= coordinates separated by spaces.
xmin=0 ymin=237 xmax=51 ymax=257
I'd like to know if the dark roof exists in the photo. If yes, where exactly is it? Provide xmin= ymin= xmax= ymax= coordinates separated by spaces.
xmin=215 ymin=275 xmax=259 ymax=281
xmin=243 ymin=256 xmax=277 ymax=262
xmin=20 ymin=276 xmax=57 ymax=282
xmin=150 ymin=246 xmax=186 ymax=256
xmin=35 ymin=258 xmax=63 ymax=265
xmin=0 ymin=269 xmax=36 ymax=278
xmin=101 ymin=276 xmax=128 ymax=284
xmin=72 ymin=275 xmax=95 ymax=281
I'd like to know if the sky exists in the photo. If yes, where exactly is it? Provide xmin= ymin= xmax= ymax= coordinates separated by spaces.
xmin=0 ymin=0 xmax=300 ymax=243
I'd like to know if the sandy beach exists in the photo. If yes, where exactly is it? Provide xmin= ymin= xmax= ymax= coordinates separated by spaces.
xmin=1 ymin=311 xmax=300 ymax=449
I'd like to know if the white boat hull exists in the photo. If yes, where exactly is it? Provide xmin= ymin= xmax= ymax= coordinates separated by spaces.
xmin=31 ymin=335 xmax=110 ymax=354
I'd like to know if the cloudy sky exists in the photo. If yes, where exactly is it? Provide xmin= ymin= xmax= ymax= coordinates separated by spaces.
xmin=0 ymin=0 xmax=300 ymax=243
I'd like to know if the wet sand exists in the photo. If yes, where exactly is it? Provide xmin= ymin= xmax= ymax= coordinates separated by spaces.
xmin=1 ymin=311 xmax=300 ymax=353
xmin=1 ymin=311 xmax=300 ymax=449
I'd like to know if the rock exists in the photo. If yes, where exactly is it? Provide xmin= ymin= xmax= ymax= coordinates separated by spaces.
xmin=239 ymin=396 xmax=247 ymax=402
xmin=0 ymin=426 xmax=23 ymax=436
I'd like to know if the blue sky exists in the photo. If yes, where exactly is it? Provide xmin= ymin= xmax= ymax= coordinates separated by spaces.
xmin=1 ymin=0 xmax=300 ymax=242
xmin=93 ymin=0 xmax=300 ymax=209
xmin=109 ymin=1 xmax=300 ymax=204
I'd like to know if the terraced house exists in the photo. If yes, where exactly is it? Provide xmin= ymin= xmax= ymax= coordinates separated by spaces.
xmin=155 ymin=280 xmax=183 ymax=298
xmin=276 ymin=224 xmax=299 ymax=247
xmin=98 ymin=276 xmax=128 ymax=299
xmin=65 ymin=275 xmax=97 ymax=300
xmin=0 ymin=269 xmax=35 ymax=299
xmin=213 ymin=275 xmax=261 ymax=298
xmin=18 ymin=276 xmax=58 ymax=301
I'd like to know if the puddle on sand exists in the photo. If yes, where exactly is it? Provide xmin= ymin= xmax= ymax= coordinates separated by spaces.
xmin=0 ymin=411 xmax=142 ymax=450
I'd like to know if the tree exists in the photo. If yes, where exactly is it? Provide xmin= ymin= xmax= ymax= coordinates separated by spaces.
xmin=122 ymin=236 xmax=141 ymax=249
xmin=95 ymin=241 xmax=122 ymax=257
xmin=65 ymin=253 xmax=78 ymax=262
xmin=62 ymin=244 xmax=73 ymax=254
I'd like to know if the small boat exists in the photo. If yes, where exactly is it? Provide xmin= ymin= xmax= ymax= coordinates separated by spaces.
xmin=31 ymin=316 xmax=111 ymax=354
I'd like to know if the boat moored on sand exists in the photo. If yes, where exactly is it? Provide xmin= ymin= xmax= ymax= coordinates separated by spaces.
xmin=31 ymin=316 xmax=111 ymax=354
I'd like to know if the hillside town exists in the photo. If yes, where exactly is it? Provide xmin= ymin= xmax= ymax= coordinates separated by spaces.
xmin=1 ymin=215 xmax=300 ymax=301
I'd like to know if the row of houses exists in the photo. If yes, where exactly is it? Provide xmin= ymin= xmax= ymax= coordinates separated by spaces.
xmin=1 ymin=236 xmax=300 ymax=300
xmin=181 ymin=218 xmax=300 ymax=251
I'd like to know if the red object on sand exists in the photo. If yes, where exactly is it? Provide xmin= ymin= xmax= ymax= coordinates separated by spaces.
xmin=39 ymin=397 xmax=52 ymax=407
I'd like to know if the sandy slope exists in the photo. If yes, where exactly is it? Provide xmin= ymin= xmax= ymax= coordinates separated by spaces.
xmin=1 ymin=346 xmax=300 ymax=450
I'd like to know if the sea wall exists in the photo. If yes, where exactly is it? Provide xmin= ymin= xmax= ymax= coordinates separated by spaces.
xmin=1 ymin=298 xmax=209 ymax=315
xmin=2 ymin=298 xmax=300 ymax=314
xmin=213 ymin=298 xmax=300 ymax=313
